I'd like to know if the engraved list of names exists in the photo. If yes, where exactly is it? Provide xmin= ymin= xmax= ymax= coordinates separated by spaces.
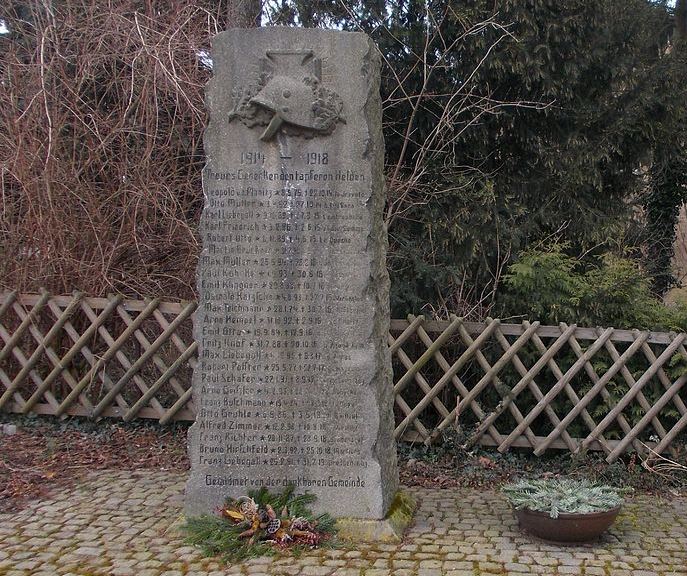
xmin=185 ymin=28 xmax=398 ymax=520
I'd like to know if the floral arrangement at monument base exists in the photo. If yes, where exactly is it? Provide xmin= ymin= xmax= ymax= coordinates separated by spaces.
xmin=182 ymin=485 xmax=337 ymax=562
xmin=501 ymin=477 xmax=626 ymax=543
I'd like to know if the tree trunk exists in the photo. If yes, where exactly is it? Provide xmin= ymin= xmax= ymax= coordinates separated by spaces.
xmin=677 ymin=0 xmax=686 ymax=42
xmin=226 ymin=0 xmax=262 ymax=28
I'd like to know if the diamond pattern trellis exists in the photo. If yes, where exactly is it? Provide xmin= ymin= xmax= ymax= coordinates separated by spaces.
xmin=0 ymin=290 xmax=197 ymax=423
xmin=389 ymin=315 xmax=687 ymax=462
xmin=2 ymin=291 xmax=687 ymax=462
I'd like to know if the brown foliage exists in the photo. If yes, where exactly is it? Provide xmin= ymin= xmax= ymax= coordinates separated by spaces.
xmin=0 ymin=1 xmax=224 ymax=299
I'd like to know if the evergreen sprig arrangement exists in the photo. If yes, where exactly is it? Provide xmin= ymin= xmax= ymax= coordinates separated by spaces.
xmin=182 ymin=485 xmax=337 ymax=562
xmin=501 ymin=478 xmax=626 ymax=519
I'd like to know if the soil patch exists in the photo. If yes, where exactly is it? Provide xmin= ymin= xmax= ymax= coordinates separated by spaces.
xmin=2 ymin=415 xmax=685 ymax=513
xmin=0 ymin=415 xmax=189 ymax=513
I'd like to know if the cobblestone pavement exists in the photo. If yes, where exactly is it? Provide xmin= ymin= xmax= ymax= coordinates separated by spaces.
xmin=1 ymin=470 xmax=686 ymax=576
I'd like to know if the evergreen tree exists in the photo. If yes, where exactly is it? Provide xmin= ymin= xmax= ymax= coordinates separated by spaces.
xmin=264 ymin=0 xmax=687 ymax=316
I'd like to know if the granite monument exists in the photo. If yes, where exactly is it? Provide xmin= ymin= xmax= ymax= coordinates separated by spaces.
xmin=185 ymin=27 xmax=400 ymax=528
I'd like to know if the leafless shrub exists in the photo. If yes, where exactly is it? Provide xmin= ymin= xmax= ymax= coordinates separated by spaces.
xmin=0 ymin=1 xmax=224 ymax=299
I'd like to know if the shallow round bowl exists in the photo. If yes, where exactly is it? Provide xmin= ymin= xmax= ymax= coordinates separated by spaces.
xmin=515 ymin=506 xmax=621 ymax=543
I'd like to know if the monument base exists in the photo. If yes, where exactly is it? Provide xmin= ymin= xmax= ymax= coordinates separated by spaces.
xmin=335 ymin=491 xmax=416 ymax=543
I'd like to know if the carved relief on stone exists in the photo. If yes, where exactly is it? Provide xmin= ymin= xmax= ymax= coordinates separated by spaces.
xmin=227 ymin=50 xmax=345 ymax=141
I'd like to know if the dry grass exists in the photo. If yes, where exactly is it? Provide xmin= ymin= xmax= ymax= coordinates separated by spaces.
xmin=641 ymin=443 xmax=687 ymax=484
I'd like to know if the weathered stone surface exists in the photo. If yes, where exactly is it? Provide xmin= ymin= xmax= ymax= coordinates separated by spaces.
xmin=185 ymin=27 xmax=398 ymax=519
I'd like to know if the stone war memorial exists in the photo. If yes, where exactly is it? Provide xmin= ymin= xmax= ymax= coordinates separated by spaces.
xmin=185 ymin=27 xmax=410 ymax=539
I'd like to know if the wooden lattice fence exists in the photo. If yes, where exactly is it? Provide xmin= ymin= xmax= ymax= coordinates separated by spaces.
xmin=0 ymin=291 xmax=197 ymax=424
xmin=2 ymin=290 xmax=687 ymax=462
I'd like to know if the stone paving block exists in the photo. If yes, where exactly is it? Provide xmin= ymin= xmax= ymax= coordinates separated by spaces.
xmin=343 ymin=550 xmax=362 ymax=558
xmin=74 ymin=546 xmax=103 ymax=556
xmin=558 ymin=566 xmax=585 ymax=574
xmin=247 ymin=556 xmax=276 ymax=566
xmin=364 ymin=551 xmax=391 ymax=560
xmin=11 ymin=560 xmax=41 ymax=571
xmin=413 ymin=552 xmax=441 ymax=560
xmin=464 ymin=553 xmax=490 ymax=562
xmin=346 ymin=559 xmax=370 ymax=568
xmin=417 ymin=569 xmax=442 ymax=576
xmin=443 ymin=561 xmax=474 ymax=571
xmin=301 ymin=566 xmax=341 ymax=576
xmin=272 ymin=566 xmax=304 ymax=575
xmin=418 ymin=559 xmax=442 ymax=569
xmin=109 ymin=567 xmax=137 ymax=576
xmin=504 ymin=562 xmax=532 ymax=572
xmin=476 ymin=561 xmax=505 ymax=572
xmin=391 ymin=559 xmax=415 ymax=568
xmin=531 ymin=555 xmax=559 ymax=566
xmin=327 ymin=549 xmax=347 ymax=558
